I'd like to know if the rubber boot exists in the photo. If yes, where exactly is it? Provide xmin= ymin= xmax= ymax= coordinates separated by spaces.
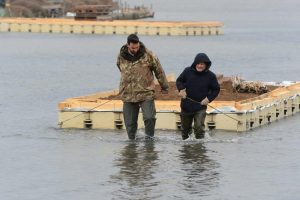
xmin=123 ymin=102 xmax=140 ymax=140
xmin=194 ymin=110 xmax=206 ymax=139
xmin=144 ymin=118 xmax=156 ymax=140
xmin=182 ymin=133 xmax=190 ymax=140
xmin=126 ymin=123 xmax=137 ymax=140
xmin=180 ymin=113 xmax=193 ymax=140
xmin=194 ymin=131 xmax=205 ymax=139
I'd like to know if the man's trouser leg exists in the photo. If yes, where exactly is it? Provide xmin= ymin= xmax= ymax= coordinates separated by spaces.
xmin=194 ymin=109 xmax=206 ymax=139
xmin=123 ymin=102 xmax=140 ymax=140
xmin=140 ymin=100 xmax=156 ymax=138
xmin=180 ymin=112 xmax=194 ymax=140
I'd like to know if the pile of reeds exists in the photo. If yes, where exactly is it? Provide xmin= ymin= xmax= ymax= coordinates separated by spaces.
xmin=231 ymin=76 xmax=269 ymax=94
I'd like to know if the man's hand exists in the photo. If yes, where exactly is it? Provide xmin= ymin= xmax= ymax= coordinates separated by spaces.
xmin=200 ymin=97 xmax=210 ymax=105
xmin=178 ymin=89 xmax=187 ymax=99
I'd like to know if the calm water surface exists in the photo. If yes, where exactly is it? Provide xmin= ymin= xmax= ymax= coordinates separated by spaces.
xmin=1 ymin=0 xmax=300 ymax=199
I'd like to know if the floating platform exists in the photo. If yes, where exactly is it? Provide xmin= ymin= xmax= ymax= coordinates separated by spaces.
xmin=0 ymin=18 xmax=223 ymax=36
xmin=58 ymin=78 xmax=300 ymax=132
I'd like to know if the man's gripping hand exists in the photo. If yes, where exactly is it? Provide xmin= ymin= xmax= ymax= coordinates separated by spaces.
xmin=178 ymin=89 xmax=187 ymax=99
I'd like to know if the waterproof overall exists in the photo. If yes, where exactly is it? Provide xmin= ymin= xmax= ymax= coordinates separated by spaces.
xmin=123 ymin=100 xmax=156 ymax=140
xmin=180 ymin=109 xmax=206 ymax=140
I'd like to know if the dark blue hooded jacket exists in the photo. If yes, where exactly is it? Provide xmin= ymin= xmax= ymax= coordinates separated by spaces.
xmin=176 ymin=53 xmax=220 ymax=112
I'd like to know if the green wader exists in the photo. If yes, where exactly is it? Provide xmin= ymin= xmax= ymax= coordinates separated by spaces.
xmin=123 ymin=100 xmax=156 ymax=140
xmin=180 ymin=109 xmax=206 ymax=140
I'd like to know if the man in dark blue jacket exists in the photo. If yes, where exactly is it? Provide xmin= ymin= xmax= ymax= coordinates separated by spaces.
xmin=176 ymin=53 xmax=220 ymax=140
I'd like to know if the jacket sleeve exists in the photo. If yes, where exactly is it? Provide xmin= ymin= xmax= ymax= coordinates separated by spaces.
xmin=207 ymin=73 xmax=220 ymax=102
xmin=176 ymin=68 xmax=187 ymax=91
xmin=150 ymin=53 xmax=169 ymax=91
xmin=116 ymin=53 xmax=121 ymax=72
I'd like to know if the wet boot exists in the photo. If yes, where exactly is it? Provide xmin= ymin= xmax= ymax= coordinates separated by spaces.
xmin=144 ymin=118 xmax=156 ymax=139
xmin=124 ymin=111 xmax=138 ymax=140
xmin=182 ymin=133 xmax=190 ymax=140
xmin=126 ymin=124 xmax=137 ymax=140
xmin=180 ymin=113 xmax=193 ymax=140
xmin=194 ymin=131 xmax=205 ymax=139
xmin=123 ymin=102 xmax=140 ymax=140
xmin=194 ymin=110 xmax=206 ymax=139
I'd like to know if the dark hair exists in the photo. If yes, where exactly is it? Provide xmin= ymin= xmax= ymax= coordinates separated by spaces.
xmin=127 ymin=34 xmax=139 ymax=44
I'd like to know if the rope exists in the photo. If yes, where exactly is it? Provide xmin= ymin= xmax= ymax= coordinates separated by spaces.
xmin=185 ymin=97 xmax=242 ymax=124
xmin=58 ymin=99 xmax=114 ymax=127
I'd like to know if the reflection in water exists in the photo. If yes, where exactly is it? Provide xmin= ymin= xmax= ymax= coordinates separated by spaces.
xmin=110 ymin=141 xmax=160 ymax=200
xmin=178 ymin=143 xmax=220 ymax=197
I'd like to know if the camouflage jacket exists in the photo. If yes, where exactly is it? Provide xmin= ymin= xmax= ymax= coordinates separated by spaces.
xmin=117 ymin=43 xmax=169 ymax=102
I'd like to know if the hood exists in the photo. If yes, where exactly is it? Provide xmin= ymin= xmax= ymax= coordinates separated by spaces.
xmin=120 ymin=42 xmax=146 ymax=62
xmin=191 ymin=53 xmax=212 ymax=71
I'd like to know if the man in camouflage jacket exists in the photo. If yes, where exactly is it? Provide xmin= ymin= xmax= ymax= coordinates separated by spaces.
xmin=117 ymin=34 xmax=169 ymax=140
